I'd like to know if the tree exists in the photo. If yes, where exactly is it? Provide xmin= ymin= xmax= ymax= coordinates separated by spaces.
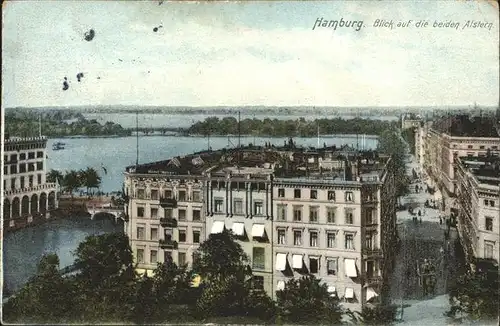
xmin=46 ymin=169 xmax=63 ymax=184
xmin=276 ymin=275 xmax=342 ymax=324
xmin=447 ymin=259 xmax=499 ymax=322
xmin=63 ymin=170 xmax=82 ymax=197
xmin=2 ymin=254 xmax=74 ymax=323
xmin=70 ymin=232 xmax=137 ymax=323
xmin=73 ymin=232 xmax=135 ymax=287
xmin=152 ymin=257 xmax=193 ymax=304
xmin=378 ymin=128 xmax=410 ymax=199
xmin=193 ymin=229 xmax=252 ymax=317
xmin=361 ymin=304 xmax=398 ymax=325
xmin=80 ymin=167 xmax=102 ymax=196
xmin=194 ymin=229 xmax=251 ymax=281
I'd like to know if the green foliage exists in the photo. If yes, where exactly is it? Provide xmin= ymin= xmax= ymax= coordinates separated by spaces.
xmin=276 ymin=275 xmax=342 ymax=324
xmin=62 ymin=170 xmax=82 ymax=196
xmin=5 ymin=110 xmax=130 ymax=138
xmin=46 ymin=169 xmax=64 ymax=184
xmin=2 ymin=254 xmax=74 ymax=323
xmin=243 ymin=289 xmax=277 ymax=321
xmin=73 ymin=232 xmax=135 ymax=287
xmin=401 ymin=128 xmax=416 ymax=155
xmin=361 ymin=304 xmax=398 ymax=325
xmin=189 ymin=117 xmax=398 ymax=137
xmin=195 ymin=274 xmax=249 ymax=317
xmin=447 ymin=261 xmax=499 ymax=322
xmin=194 ymin=229 xmax=251 ymax=280
xmin=377 ymin=127 xmax=410 ymax=198
xmin=79 ymin=167 xmax=102 ymax=195
xmin=152 ymin=259 xmax=194 ymax=304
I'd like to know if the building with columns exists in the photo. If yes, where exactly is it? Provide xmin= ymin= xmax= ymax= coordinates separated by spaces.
xmin=124 ymin=144 xmax=397 ymax=311
xmin=2 ymin=136 xmax=58 ymax=231
xmin=455 ymin=156 xmax=499 ymax=266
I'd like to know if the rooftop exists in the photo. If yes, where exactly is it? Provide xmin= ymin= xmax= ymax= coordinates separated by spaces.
xmin=432 ymin=115 xmax=500 ymax=138
xmin=458 ymin=156 xmax=500 ymax=187
xmin=125 ymin=143 xmax=391 ymax=182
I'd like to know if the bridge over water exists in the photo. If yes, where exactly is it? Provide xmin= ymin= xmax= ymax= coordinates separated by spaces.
xmin=84 ymin=198 xmax=127 ymax=223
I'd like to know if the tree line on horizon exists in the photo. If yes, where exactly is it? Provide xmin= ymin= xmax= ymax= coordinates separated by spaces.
xmin=188 ymin=116 xmax=398 ymax=137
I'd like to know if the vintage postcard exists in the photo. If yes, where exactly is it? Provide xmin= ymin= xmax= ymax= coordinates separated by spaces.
xmin=1 ymin=0 xmax=499 ymax=325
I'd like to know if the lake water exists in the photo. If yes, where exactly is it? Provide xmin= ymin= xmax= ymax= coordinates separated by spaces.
xmin=47 ymin=134 xmax=378 ymax=193
xmin=2 ymin=218 xmax=122 ymax=294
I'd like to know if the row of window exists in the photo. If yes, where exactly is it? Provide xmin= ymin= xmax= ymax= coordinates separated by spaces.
xmin=4 ymin=151 xmax=44 ymax=163
xmin=483 ymin=199 xmax=496 ymax=208
xmin=135 ymin=188 xmax=201 ymax=202
xmin=136 ymin=248 xmax=189 ymax=267
xmin=4 ymin=162 xmax=44 ymax=175
xmin=277 ymin=188 xmax=356 ymax=202
xmin=136 ymin=226 xmax=202 ymax=244
xmin=453 ymin=144 xmax=499 ymax=150
xmin=136 ymin=206 xmax=202 ymax=221
xmin=276 ymin=228 xmax=377 ymax=250
xmin=4 ymin=174 xmax=44 ymax=191
xmin=135 ymin=202 xmax=376 ymax=226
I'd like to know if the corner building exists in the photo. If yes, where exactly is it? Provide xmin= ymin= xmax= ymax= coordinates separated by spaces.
xmin=2 ymin=136 xmax=58 ymax=231
xmin=124 ymin=145 xmax=397 ymax=311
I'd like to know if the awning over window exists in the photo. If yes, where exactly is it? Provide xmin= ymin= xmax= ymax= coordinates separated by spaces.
xmin=277 ymin=280 xmax=285 ymax=291
xmin=276 ymin=253 xmax=287 ymax=271
xmin=292 ymin=254 xmax=303 ymax=269
xmin=366 ymin=287 xmax=378 ymax=301
xmin=345 ymin=287 xmax=354 ymax=299
xmin=211 ymin=221 xmax=225 ymax=234
xmin=232 ymin=222 xmax=245 ymax=236
xmin=344 ymin=258 xmax=358 ymax=277
xmin=251 ymin=224 xmax=266 ymax=237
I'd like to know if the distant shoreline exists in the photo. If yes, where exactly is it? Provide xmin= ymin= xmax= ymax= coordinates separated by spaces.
xmin=47 ymin=133 xmax=380 ymax=140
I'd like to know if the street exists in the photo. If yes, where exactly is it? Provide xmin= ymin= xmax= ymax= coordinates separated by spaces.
xmin=389 ymin=154 xmax=464 ymax=323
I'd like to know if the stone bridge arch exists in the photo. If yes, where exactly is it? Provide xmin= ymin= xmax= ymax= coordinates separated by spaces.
xmin=3 ymin=199 xmax=11 ymax=220
xmin=12 ymin=197 xmax=20 ymax=218
xmin=21 ymin=195 xmax=30 ymax=216
xmin=39 ymin=193 xmax=47 ymax=212
xmin=31 ymin=194 xmax=39 ymax=214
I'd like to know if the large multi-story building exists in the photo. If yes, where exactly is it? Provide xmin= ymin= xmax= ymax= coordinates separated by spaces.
xmin=420 ymin=115 xmax=500 ymax=197
xmin=2 ymin=136 xmax=58 ymax=231
xmin=124 ymin=144 xmax=398 ymax=311
xmin=455 ymin=155 xmax=499 ymax=265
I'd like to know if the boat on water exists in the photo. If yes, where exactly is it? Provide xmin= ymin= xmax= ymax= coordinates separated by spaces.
xmin=52 ymin=142 xmax=66 ymax=150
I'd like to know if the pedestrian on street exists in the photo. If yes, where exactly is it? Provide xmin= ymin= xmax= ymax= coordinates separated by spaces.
xmin=440 ymin=217 xmax=442 ymax=225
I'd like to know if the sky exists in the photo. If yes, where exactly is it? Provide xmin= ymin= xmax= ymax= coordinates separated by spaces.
xmin=2 ymin=0 xmax=499 ymax=108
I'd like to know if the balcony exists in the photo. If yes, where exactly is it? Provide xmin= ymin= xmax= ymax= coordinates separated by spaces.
xmin=362 ymin=247 xmax=382 ymax=256
xmin=365 ymin=275 xmax=383 ymax=286
xmin=160 ymin=217 xmax=178 ymax=228
xmin=159 ymin=239 xmax=178 ymax=250
xmin=160 ymin=197 xmax=177 ymax=208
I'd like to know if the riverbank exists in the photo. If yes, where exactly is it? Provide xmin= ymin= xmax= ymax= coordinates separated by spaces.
xmin=4 ymin=196 xmax=119 ymax=234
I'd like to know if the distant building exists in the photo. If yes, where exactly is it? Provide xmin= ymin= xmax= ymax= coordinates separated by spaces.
xmin=124 ymin=143 xmax=398 ymax=311
xmin=455 ymin=155 xmax=499 ymax=265
xmin=2 ymin=136 xmax=58 ymax=231
xmin=401 ymin=113 xmax=422 ymax=130
xmin=420 ymin=115 xmax=500 ymax=196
